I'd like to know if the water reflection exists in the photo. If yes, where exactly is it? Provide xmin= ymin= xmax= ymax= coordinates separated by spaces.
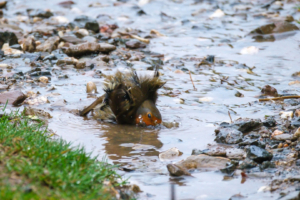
xmin=98 ymin=123 xmax=163 ymax=163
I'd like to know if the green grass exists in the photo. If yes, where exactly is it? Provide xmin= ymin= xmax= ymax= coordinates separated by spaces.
xmin=0 ymin=110 xmax=129 ymax=200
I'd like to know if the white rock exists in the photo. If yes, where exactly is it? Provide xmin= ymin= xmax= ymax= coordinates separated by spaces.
xmin=258 ymin=186 xmax=271 ymax=192
xmin=50 ymin=16 xmax=69 ymax=24
xmin=279 ymin=111 xmax=293 ymax=120
xmin=76 ymin=29 xmax=89 ymax=37
xmin=159 ymin=147 xmax=181 ymax=161
xmin=173 ymin=98 xmax=184 ymax=104
xmin=25 ymin=96 xmax=49 ymax=105
xmin=39 ymin=76 xmax=49 ymax=83
xmin=240 ymin=46 xmax=259 ymax=55
xmin=210 ymin=9 xmax=225 ymax=18
xmin=0 ymin=63 xmax=9 ymax=68
xmin=199 ymin=97 xmax=213 ymax=102
xmin=2 ymin=43 xmax=23 ymax=55
xmin=226 ymin=148 xmax=246 ymax=159
xmin=86 ymin=81 xmax=97 ymax=93
xmin=293 ymin=127 xmax=300 ymax=139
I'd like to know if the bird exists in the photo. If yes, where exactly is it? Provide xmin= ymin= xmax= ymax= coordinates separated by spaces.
xmin=80 ymin=69 xmax=165 ymax=126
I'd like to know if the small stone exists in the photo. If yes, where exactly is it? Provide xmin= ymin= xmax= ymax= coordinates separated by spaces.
xmin=283 ymin=144 xmax=288 ymax=148
xmin=62 ymin=42 xmax=116 ymax=56
xmin=215 ymin=127 xmax=243 ymax=144
xmin=75 ymin=61 xmax=86 ymax=69
xmin=0 ymin=31 xmax=19 ymax=49
xmin=36 ymin=36 xmax=60 ymax=52
xmin=295 ymin=109 xmax=300 ymax=117
xmin=293 ymin=127 xmax=300 ymax=139
xmin=60 ymin=35 xmax=84 ymax=44
xmin=272 ymin=130 xmax=283 ymax=137
xmin=159 ymin=147 xmax=181 ymax=161
xmin=235 ymin=91 xmax=244 ymax=97
xmin=261 ymin=85 xmax=278 ymax=96
xmin=75 ymin=29 xmax=89 ymax=38
xmin=226 ymin=148 xmax=245 ymax=159
xmin=175 ymin=154 xmax=230 ymax=170
xmin=56 ymin=57 xmax=78 ymax=66
xmin=73 ymin=15 xmax=99 ymax=33
xmin=29 ymin=9 xmax=53 ymax=18
xmin=22 ymin=37 xmax=36 ymax=53
xmin=240 ymin=46 xmax=259 ymax=55
xmin=278 ymin=143 xmax=283 ymax=148
xmin=246 ymin=145 xmax=273 ymax=163
xmin=39 ymin=76 xmax=49 ymax=83
xmin=86 ymin=81 xmax=97 ymax=93
xmin=272 ymin=134 xmax=293 ymax=141
xmin=210 ymin=9 xmax=225 ymax=18
xmin=263 ymin=116 xmax=276 ymax=127
xmin=166 ymin=164 xmax=190 ymax=176
xmin=125 ymin=40 xmax=147 ymax=49
xmin=279 ymin=111 xmax=293 ymax=120
xmin=0 ymin=90 xmax=27 ymax=106
xmin=0 ymin=1 xmax=7 ymax=9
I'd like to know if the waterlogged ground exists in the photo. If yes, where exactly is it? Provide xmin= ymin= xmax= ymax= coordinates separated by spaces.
xmin=1 ymin=0 xmax=300 ymax=199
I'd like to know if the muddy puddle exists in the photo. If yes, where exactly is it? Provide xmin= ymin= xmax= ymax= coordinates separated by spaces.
xmin=1 ymin=0 xmax=300 ymax=199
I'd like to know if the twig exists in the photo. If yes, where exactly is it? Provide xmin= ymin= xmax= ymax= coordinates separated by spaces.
xmin=79 ymin=95 xmax=105 ymax=116
xmin=189 ymin=71 xmax=197 ymax=91
xmin=118 ymin=32 xmax=150 ymax=44
xmin=228 ymin=111 xmax=233 ymax=123
xmin=259 ymin=95 xmax=300 ymax=102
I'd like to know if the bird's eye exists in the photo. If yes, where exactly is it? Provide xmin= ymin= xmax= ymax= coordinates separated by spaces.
xmin=148 ymin=113 xmax=151 ymax=118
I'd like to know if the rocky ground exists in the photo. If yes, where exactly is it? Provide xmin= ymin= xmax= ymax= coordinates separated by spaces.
xmin=1 ymin=0 xmax=300 ymax=199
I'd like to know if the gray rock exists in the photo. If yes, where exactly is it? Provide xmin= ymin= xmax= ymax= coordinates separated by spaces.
xmin=226 ymin=148 xmax=245 ymax=159
xmin=233 ymin=118 xmax=262 ymax=133
xmin=73 ymin=15 xmax=99 ymax=33
xmin=36 ymin=36 xmax=60 ymax=52
xmin=29 ymin=9 xmax=53 ymax=18
xmin=176 ymin=155 xmax=230 ymax=170
xmin=263 ymin=116 xmax=276 ymax=127
xmin=249 ymin=22 xmax=299 ymax=35
xmin=272 ymin=134 xmax=293 ymax=141
xmin=237 ymin=158 xmax=257 ymax=169
xmin=62 ymin=42 xmax=116 ymax=56
xmin=215 ymin=127 xmax=243 ymax=144
xmin=60 ymin=35 xmax=84 ymax=44
xmin=0 ymin=31 xmax=19 ymax=49
xmin=246 ymin=145 xmax=273 ymax=163
xmin=125 ymin=40 xmax=147 ymax=49
xmin=167 ymin=164 xmax=190 ymax=176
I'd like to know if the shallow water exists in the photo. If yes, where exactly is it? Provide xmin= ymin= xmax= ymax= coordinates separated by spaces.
xmin=2 ymin=0 xmax=300 ymax=199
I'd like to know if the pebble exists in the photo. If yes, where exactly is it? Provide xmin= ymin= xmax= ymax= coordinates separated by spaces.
xmin=240 ymin=46 xmax=259 ymax=55
xmin=125 ymin=40 xmax=147 ymax=49
xmin=246 ymin=145 xmax=273 ymax=163
xmin=86 ymin=81 xmax=97 ymax=93
xmin=36 ymin=36 xmax=60 ymax=52
xmin=159 ymin=147 xmax=181 ymax=161
xmin=39 ymin=76 xmax=49 ymax=83
xmin=75 ymin=61 xmax=86 ymax=69
xmin=22 ymin=36 xmax=36 ymax=53
xmin=175 ymin=154 xmax=230 ymax=170
xmin=279 ymin=111 xmax=293 ymax=120
xmin=62 ymin=42 xmax=116 ymax=56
